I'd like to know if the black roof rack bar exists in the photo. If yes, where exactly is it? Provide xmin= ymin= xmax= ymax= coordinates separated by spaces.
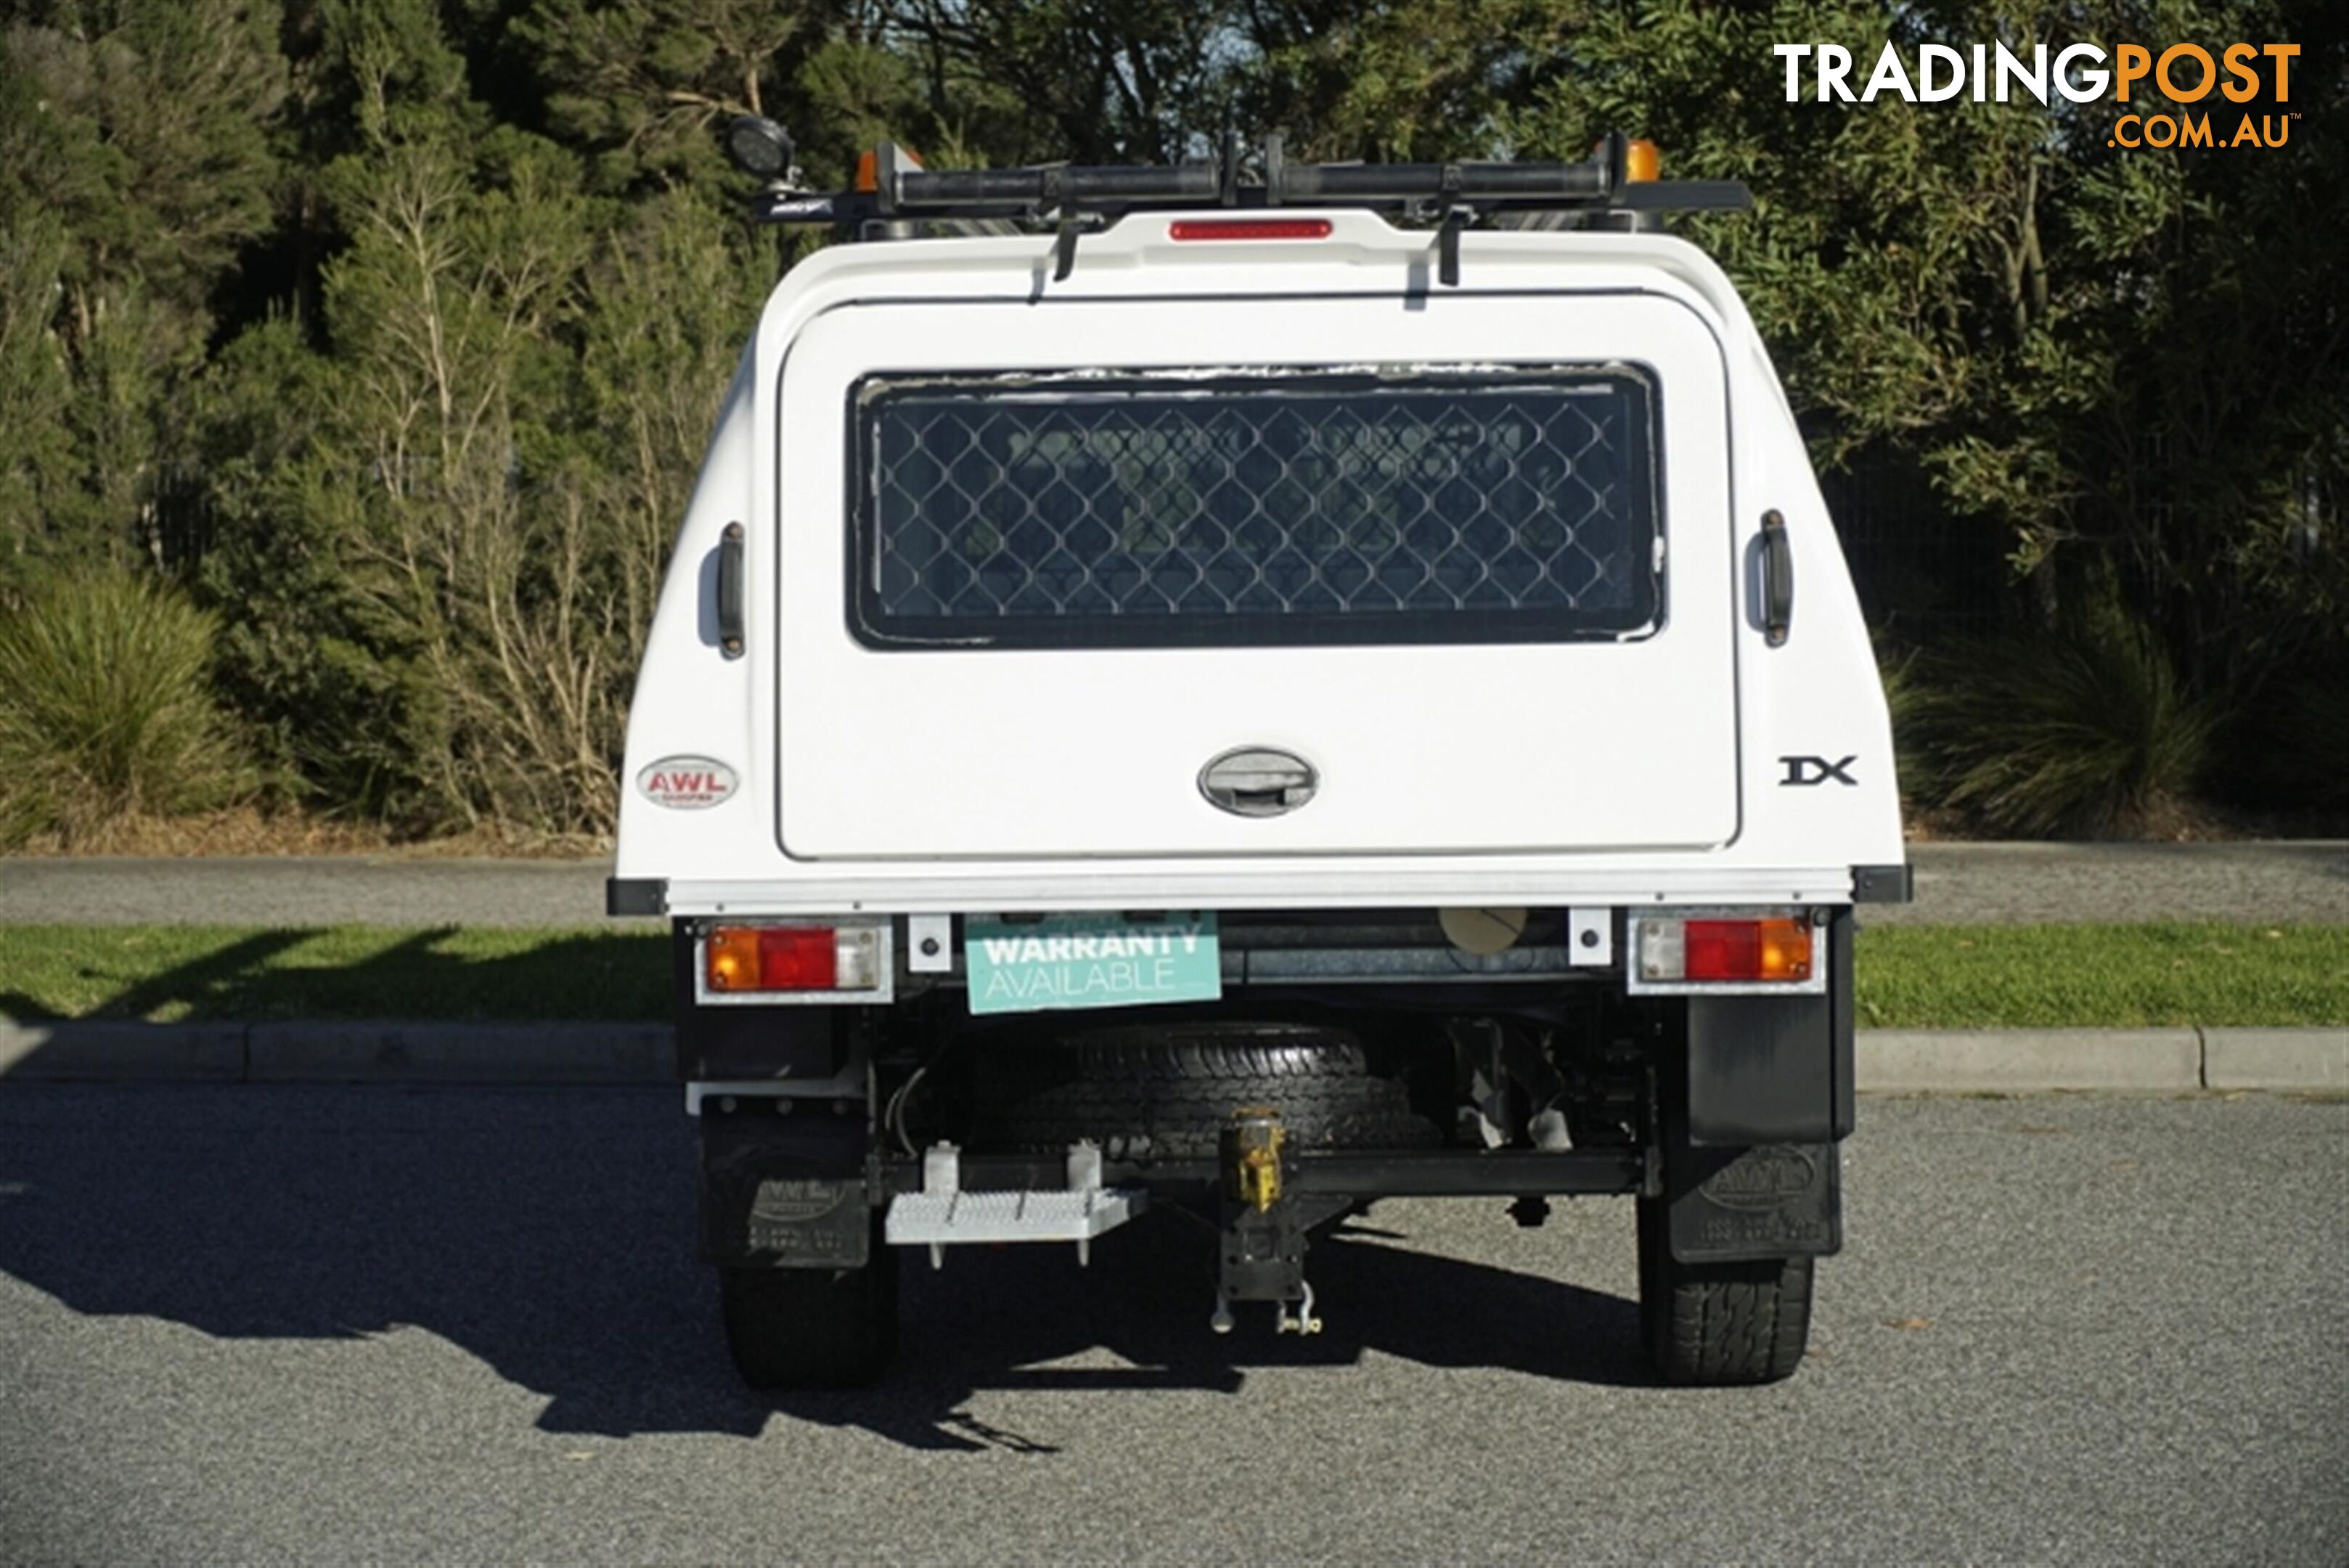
xmin=883 ymin=156 xmax=1627 ymax=213
xmin=1611 ymin=180 xmax=1752 ymax=212
xmin=745 ymin=134 xmax=1752 ymax=230
xmin=891 ymin=163 xmax=1221 ymax=211
xmin=1282 ymin=160 xmax=1610 ymax=204
xmin=750 ymin=177 xmax=1752 ymax=229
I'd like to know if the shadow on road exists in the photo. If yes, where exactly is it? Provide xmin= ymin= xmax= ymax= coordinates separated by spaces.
xmin=0 ymin=926 xmax=668 ymax=1027
xmin=0 ymin=1087 xmax=1645 ymax=1450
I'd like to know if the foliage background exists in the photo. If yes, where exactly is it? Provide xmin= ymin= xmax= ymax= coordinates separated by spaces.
xmin=1 ymin=0 xmax=2342 ymax=839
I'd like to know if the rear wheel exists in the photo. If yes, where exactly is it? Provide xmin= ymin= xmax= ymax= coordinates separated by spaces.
xmin=719 ymin=1231 xmax=898 ymax=1389
xmin=1635 ymin=1193 xmax=1813 ymax=1385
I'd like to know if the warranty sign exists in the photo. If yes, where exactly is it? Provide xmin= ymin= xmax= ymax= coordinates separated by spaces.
xmin=964 ymin=912 xmax=1222 ymax=1016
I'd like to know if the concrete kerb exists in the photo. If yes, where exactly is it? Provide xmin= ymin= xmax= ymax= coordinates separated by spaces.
xmin=2203 ymin=1026 xmax=2349 ymax=1091
xmin=3 ymin=1018 xmax=2343 ymax=1091
xmin=1859 ymin=1028 xmax=2203 ymax=1092
xmin=0 ymin=1018 xmax=246 ymax=1083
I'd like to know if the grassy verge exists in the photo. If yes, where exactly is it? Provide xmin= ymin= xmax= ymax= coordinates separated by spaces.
xmin=1860 ymin=921 xmax=2340 ymax=1029
xmin=0 ymin=921 xmax=2342 ymax=1029
xmin=0 ymin=926 xmax=669 ymax=1024
xmin=1852 ymin=923 xmax=2347 ymax=1028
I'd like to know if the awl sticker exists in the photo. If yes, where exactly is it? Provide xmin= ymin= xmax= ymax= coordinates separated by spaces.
xmin=637 ymin=756 xmax=738 ymax=809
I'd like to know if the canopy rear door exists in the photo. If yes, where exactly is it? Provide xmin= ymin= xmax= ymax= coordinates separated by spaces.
xmin=775 ymin=292 xmax=1738 ymax=859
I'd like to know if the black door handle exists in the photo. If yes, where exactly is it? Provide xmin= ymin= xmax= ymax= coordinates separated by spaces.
xmin=1760 ymin=509 xmax=1794 ymax=647
xmin=717 ymin=522 xmax=744 ymax=658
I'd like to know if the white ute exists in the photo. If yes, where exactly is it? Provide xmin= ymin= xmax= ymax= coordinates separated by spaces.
xmin=611 ymin=129 xmax=1908 ymax=1389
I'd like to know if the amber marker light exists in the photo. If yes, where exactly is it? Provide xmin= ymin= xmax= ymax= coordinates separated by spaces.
xmin=1593 ymin=137 xmax=1664 ymax=183
xmin=705 ymin=926 xmax=761 ymax=992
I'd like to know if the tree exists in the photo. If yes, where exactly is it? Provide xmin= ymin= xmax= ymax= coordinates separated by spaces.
xmin=0 ymin=0 xmax=285 ymax=572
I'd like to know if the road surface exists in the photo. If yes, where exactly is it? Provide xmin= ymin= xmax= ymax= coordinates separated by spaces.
xmin=0 ymin=1087 xmax=2340 ymax=1562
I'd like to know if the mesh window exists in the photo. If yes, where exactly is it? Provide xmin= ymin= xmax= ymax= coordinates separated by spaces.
xmin=849 ymin=367 xmax=1660 ymax=649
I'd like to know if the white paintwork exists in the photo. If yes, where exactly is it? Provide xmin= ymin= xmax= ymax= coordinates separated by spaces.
xmin=780 ymin=295 xmax=1732 ymax=858
xmin=614 ymin=211 xmax=1904 ymax=914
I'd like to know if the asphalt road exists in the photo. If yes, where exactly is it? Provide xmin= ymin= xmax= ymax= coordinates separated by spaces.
xmin=1 ymin=841 xmax=2343 ymax=926
xmin=0 ymin=1088 xmax=2341 ymax=1563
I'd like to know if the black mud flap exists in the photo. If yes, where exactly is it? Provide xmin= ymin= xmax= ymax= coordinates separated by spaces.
xmin=1683 ymin=910 xmax=1855 ymax=1146
xmin=670 ymin=920 xmax=851 ymax=1082
xmin=700 ymin=1115 xmax=872 ymax=1269
xmin=1665 ymin=1140 xmax=1842 ymax=1263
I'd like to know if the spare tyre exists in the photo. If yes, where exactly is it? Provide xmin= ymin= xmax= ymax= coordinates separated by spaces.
xmin=964 ymin=1020 xmax=1439 ymax=1159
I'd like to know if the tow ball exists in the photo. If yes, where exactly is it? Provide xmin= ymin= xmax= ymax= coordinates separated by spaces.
xmin=1212 ymin=1107 xmax=1323 ymax=1336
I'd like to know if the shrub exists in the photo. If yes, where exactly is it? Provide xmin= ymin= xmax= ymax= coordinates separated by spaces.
xmin=1903 ymin=617 xmax=2214 ymax=838
xmin=2225 ymin=657 xmax=2349 ymax=814
xmin=1874 ymin=643 xmax=1935 ymax=809
xmin=2262 ymin=677 xmax=2349 ymax=812
xmin=0 ymin=566 xmax=251 ymax=849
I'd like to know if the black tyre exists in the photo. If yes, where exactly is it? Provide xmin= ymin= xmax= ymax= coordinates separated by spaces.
xmin=966 ymin=1020 xmax=1439 ymax=1158
xmin=719 ymin=1232 xmax=898 ymax=1389
xmin=1635 ymin=1193 xmax=1813 ymax=1385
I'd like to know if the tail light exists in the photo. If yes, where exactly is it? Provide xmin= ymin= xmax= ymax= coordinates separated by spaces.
xmin=700 ymin=923 xmax=888 ymax=1002
xmin=1630 ymin=912 xmax=1823 ymax=994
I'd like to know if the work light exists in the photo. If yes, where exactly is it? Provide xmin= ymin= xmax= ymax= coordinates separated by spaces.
xmin=724 ymin=115 xmax=796 ymax=181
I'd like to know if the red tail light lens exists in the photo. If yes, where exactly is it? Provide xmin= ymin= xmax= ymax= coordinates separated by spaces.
xmin=703 ymin=925 xmax=882 ymax=995
xmin=1633 ymin=914 xmax=1818 ymax=989
xmin=754 ymin=927 xmax=838 ymax=989
xmin=1681 ymin=921 xmax=1804 ymax=982
xmin=1683 ymin=918 xmax=1812 ymax=981
xmin=1169 ymin=219 xmax=1333 ymax=241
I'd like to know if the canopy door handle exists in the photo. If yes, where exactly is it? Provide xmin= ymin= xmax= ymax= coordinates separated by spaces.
xmin=717 ymin=522 xmax=745 ymax=659
xmin=1199 ymin=748 xmax=1318 ymax=817
xmin=1760 ymin=509 xmax=1794 ymax=647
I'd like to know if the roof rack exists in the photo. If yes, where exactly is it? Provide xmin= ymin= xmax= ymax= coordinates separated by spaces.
xmin=733 ymin=128 xmax=1751 ymax=285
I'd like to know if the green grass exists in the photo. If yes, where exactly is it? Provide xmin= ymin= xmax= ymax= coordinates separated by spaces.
xmin=0 ymin=921 xmax=2341 ymax=1029
xmin=1853 ymin=923 xmax=2348 ymax=1029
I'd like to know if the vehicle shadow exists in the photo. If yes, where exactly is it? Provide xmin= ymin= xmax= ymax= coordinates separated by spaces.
xmin=0 ymin=926 xmax=668 ymax=1027
xmin=793 ymin=1214 xmax=1650 ymax=1451
xmin=0 ymin=1087 xmax=1649 ymax=1450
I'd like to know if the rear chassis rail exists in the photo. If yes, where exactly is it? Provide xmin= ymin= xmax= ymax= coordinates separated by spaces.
xmin=868 ymin=1147 xmax=1654 ymax=1202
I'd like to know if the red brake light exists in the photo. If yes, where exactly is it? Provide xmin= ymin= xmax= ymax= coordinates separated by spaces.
xmin=755 ymin=927 xmax=838 ymax=989
xmin=706 ymin=924 xmax=870 ymax=993
xmin=1169 ymin=219 xmax=1333 ymax=242
xmin=1683 ymin=918 xmax=1813 ymax=982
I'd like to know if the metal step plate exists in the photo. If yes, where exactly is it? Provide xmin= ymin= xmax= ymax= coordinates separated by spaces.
xmin=885 ymin=1187 xmax=1145 ymax=1246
